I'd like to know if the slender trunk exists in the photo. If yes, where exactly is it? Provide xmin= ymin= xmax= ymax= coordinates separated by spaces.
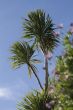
xmin=29 ymin=64 xmax=43 ymax=90
xmin=33 ymin=70 xmax=44 ymax=90
xmin=45 ymin=57 xmax=49 ymax=92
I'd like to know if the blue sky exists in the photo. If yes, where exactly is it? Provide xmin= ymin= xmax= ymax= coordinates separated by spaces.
xmin=0 ymin=0 xmax=73 ymax=110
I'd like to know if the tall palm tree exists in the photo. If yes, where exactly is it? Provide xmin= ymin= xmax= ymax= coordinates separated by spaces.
xmin=10 ymin=41 xmax=43 ymax=90
xmin=23 ymin=9 xmax=59 ymax=92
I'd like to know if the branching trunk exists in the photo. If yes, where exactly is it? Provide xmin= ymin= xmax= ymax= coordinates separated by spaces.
xmin=45 ymin=57 xmax=49 ymax=92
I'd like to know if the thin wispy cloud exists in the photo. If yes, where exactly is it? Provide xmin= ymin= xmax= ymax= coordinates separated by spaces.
xmin=0 ymin=88 xmax=13 ymax=100
xmin=0 ymin=79 xmax=30 ymax=101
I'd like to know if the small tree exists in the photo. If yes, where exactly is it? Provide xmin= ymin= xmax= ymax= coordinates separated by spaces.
xmin=11 ymin=10 xmax=63 ymax=92
xmin=10 ymin=41 xmax=43 ymax=89
xmin=23 ymin=10 xmax=60 ymax=92
xmin=10 ymin=9 xmax=60 ymax=93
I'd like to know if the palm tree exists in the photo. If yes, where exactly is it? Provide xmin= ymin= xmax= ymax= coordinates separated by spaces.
xmin=23 ymin=9 xmax=59 ymax=92
xmin=10 ymin=41 xmax=43 ymax=90
xmin=17 ymin=91 xmax=55 ymax=110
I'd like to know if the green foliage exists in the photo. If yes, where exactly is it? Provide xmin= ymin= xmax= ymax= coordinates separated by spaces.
xmin=10 ymin=41 xmax=39 ymax=76
xmin=23 ymin=9 xmax=59 ymax=52
xmin=10 ymin=9 xmax=73 ymax=110
xmin=10 ymin=41 xmax=43 ymax=89
xmin=56 ymin=56 xmax=67 ymax=73
xmin=10 ymin=9 xmax=60 ymax=91
xmin=55 ymin=32 xmax=73 ymax=109
xmin=53 ymin=74 xmax=73 ymax=110
xmin=56 ymin=33 xmax=73 ymax=74
xmin=22 ymin=9 xmax=60 ymax=92
xmin=17 ymin=91 xmax=55 ymax=110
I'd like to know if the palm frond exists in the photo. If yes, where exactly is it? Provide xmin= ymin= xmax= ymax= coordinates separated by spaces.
xmin=10 ymin=41 xmax=35 ymax=69
xmin=30 ymin=59 xmax=42 ymax=64
xmin=10 ymin=41 xmax=43 ymax=89
xmin=17 ymin=91 xmax=53 ymax=110
xmin=28 ymin=66 xmax=33 ymax=77
xmin=23 ymin=9 xmax=60 ymax=53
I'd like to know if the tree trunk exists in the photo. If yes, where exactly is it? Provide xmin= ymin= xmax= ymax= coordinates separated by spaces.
xmin=45 ymin=57 xmax=49 ymax=92
xmin=33 ymin=70 xmax=44 ymax=90
xmin=29 ymin=64 xmax=43 ymax=90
